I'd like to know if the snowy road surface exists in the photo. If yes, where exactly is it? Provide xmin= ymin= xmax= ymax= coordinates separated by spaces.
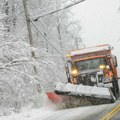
xmin=0 ymin=103 xmax=115 ymax=120
xmin=1 ymin=79 xmax=120 ymax=120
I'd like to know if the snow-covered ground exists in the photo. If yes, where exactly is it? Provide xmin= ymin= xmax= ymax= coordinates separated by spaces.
xmin=0 ymin=103 xmax=110 ymax=120
xmin=0 ymin=92 xmax=112 ymax=120
xmin=0 ymin=77 xmax=119 ymax=120
xmin=1 ymin=79 xmax=120 ymax=120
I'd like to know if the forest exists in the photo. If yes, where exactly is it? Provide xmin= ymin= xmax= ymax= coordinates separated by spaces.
xmin=0 ymin=0 xmax=84 ymax=115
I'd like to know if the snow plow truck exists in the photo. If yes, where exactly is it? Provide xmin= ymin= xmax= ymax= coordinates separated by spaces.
xmin=47 ymin=44 xmax=119 ymax=106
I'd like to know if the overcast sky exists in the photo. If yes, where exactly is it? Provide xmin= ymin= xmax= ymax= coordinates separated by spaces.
xmin=72 ymin=0 xmax=120 ymax=74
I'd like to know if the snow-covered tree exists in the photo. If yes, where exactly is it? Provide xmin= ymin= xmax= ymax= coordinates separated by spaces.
xmin=0 ymin=0 xmax=84 ymax=114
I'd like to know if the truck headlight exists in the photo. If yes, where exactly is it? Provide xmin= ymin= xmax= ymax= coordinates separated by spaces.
xmin=99 ymin=64 xmax=106 ymax=69
xmin=71 ymin=69 xmax=78 ymax=77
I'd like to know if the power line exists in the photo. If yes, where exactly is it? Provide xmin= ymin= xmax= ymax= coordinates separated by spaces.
xmin=33 ymin=0 xmax=85 ymax=21
xmin=30 ymin=19 xmax=64 ymax=56
xmin=29 ymin=0 xmax=85 ymax=58
xmin=22 ymin=1 xmax=66 ymax=58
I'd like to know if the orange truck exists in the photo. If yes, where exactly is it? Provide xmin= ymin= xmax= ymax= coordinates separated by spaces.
xmin=47 ymin=44 xmax=119 ymax=104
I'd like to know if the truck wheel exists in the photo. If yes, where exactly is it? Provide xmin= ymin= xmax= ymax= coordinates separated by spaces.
xmin=116 ymin=80 xmax=119 ymax=94
xmin=111 ymin=78 xmax=119 ymax=99
xmin=115 ymin=80 xmax=120 ymax=98
xmin=110 ymin=87 xmax=117 ymax=103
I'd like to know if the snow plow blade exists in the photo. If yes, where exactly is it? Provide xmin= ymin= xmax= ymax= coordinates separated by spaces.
xmin=54 ymin=82 xmax=116 ymax=101
xmin=46 ymin=92 xmax=65 ymax=104
xmin=46 ymin=82 xmax=116 ymax=108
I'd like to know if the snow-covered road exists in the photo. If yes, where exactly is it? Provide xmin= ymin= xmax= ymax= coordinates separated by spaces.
xmin=1 ymin=80 xmax=120 ymax=120
xmin=0 ymin=102 xmax=113 ymax=120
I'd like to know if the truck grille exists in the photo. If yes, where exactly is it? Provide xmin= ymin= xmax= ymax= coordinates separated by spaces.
xmin=77 ymin=73 xmax=97 ymax=86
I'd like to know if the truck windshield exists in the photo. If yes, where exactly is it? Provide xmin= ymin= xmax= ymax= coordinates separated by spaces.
xmin=75 ymin=58 xmax=106 ymax=71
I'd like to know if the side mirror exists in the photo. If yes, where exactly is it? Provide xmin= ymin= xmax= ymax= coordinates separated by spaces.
xmin=65 ymin=60 xmax=75 ymax=82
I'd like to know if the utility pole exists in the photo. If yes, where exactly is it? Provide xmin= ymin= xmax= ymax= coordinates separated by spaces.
xmin=23 ymin=0 xmax=37 ymax=72
xmin=23 ymin=0 xmax=34 ymax=56
xmin=23 ymin=0 xmax=41 ymax=92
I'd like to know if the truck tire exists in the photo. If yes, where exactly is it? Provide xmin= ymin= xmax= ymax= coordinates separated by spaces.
xmin=116 ymin=79 xmax=119 ymax=93
xmin=111 ymin=78 xmax=119 ymax=99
